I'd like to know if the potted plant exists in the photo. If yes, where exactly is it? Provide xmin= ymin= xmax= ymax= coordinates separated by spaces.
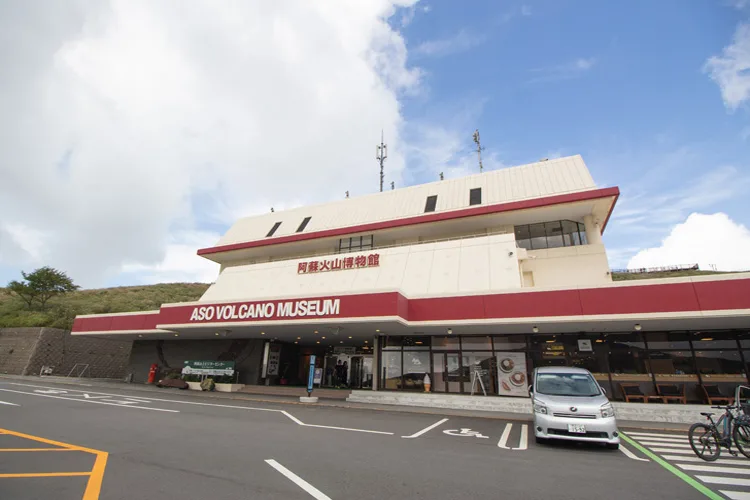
xmin=214 ymin=374 xmax=245 ymax=393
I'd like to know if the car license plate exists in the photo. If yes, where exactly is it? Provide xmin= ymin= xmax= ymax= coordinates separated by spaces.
xmin=568 ymin=424 xmax=586 ymax=434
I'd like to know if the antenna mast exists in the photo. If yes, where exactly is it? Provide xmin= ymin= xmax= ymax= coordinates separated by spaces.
xmin=472 ymin=129 xmax=484 ymax=173
xmin=376 ymin=131 xmax=387 ymax=192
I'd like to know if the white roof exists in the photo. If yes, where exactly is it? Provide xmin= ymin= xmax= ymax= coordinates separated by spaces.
xmin=214 ymin=155 xmax=597 ymax=247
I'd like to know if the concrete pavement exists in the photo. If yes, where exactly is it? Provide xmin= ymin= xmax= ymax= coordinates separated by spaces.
xmin=0 ymin=378 xmax=725 ymax=500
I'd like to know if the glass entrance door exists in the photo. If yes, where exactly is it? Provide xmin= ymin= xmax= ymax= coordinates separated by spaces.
xmin=350 ymin=356 xmax=374 ymax=389
xmin=432 ymin=352 xmax=462 ymax=393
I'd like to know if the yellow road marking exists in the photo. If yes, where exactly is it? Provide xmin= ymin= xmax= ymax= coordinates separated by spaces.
xmin=83 ymin=452 xmax=108 ymax=500
xmin=0 ymin=448 xmax=76 ymax=452
xmin=0 ymin=428 xmax=108 ymax=500
xmin=0 ymin=472 xmax=91 ymax=478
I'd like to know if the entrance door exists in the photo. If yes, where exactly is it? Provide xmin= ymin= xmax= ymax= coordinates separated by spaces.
xmin=350 ymin=356 xmax=374 ymax=389
xmin=431 ymin=352 xmax=462 ymax=393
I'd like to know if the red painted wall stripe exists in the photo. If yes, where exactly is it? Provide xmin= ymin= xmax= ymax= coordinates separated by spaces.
xmin=71 ymin=278 xmax=750 ymax=333
xmin=197 ymin=187 xmax=620 ymax=256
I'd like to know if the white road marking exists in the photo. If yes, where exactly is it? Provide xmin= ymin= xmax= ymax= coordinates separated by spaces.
xmin=513 ymin=425 xmax=528 ymax=451
xmin=696 ymin=476 xmax=750 ymax=487
xmin=402 ymin=418 xmax=449 ymax=439
xmin=0 ymin=388 xmax=179 ymax=413
xmin=0 ymin=400 xmax=19 ymax=406
xmin=660 ymin=454 xmax=748 ymax=464
xmin=3 ymin=382 xmax=393 ymax=435
xmin=619 ymin=445 xmax=649 ymax=461
xmin=265 ymin=459 xmax=331 ymax=500
xmin=678 ymin=464 xmax=750 ymax=475
xmin=627 ymin=431 xmax=686 ymax=439
xmin=635 ymin=441 xmax=691 ymax=449
xmin=648 ymin=447 xmax=695 ymax=455
xmin=497 ymin=423 xmax=513 ymax=449
xmin=720 ymin=491 xmax=750 ymax=500
xmin=443 ymin=428 xmax=488 ymax=438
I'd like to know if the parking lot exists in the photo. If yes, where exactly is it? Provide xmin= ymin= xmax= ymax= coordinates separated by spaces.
xmin=0 ymin=379 xmax=735 ymax=499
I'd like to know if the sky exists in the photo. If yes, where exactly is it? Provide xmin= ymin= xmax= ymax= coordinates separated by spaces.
xmin=0 ymin=0 xmax=749 ymax=289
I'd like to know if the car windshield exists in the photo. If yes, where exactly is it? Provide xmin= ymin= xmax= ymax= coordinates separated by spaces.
xmin=536 ymin=373 xmax=600 ymax=397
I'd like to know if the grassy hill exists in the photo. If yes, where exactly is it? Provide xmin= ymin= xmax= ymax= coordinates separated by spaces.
xmin=0 ymin=283 xmax=210 ymax=330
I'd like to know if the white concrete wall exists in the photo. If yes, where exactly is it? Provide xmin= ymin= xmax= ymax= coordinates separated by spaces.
xmin=520 ymin=244 xmax=612 ymax=288
xmin=200 ymin=233 xmax=522 ymax=302
xmin=215 ymin=155 xmax=597 ymax=247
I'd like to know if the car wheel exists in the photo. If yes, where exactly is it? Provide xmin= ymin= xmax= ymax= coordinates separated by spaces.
xmin=606 ymin=443 xmax=619 ymax=450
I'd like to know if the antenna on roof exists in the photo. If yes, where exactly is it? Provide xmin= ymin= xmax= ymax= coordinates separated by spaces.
xmin=472 ymin=129 xmax=484 ymax=173
xmin=440 ymin=172 xmax=444 ymax=180
xmin=270 ymin=207 xmax=274 ymax=212
xmin=376 ymin=130 xmax=387 ymax=192
xmin=345 ymin=191 xmax=349 ymax=199
xmin=390 ymin=181 xmax=395 ymax=190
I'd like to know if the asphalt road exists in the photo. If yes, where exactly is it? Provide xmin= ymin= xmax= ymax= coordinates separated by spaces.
xmin=0 ymin=380 xmax=736 ymax=500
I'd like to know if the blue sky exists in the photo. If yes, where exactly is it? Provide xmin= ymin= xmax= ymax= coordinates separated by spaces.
xmin=0 ymin=0 xmax=748 ymax=288
xmin=396 ymin=0 xmax=750 ymax=269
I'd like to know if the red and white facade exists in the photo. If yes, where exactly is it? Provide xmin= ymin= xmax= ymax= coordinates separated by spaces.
xmin=72 ymin=155 xmax=750 ymax=399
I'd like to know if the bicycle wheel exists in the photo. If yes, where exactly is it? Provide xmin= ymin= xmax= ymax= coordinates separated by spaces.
xmin=689 ymin=423 xmax=721 ymax=461
xmin=733 ymin=422 xmax=750 ymax=459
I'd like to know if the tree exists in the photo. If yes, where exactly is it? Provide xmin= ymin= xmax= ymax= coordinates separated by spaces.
xmin=6 ymin=267 xmax=79 ymax=310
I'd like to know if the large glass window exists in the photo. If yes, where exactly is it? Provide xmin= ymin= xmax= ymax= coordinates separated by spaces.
xmin=514 ymin=220 xmax=587 ymax=250
xmin=645 ymin=332 xmax=691 ymax=350
xmin=402 ymin=351 xmax=430 ymax=391
xmin=461 ymin=336 xmax=492 ymax=350
xmin=338 ymin=235 xmax=374 ymax=254
xmin=432 ymin=336 xmax=459 ymax=350
xmin=462 ymin=352 xmax=497 ymax=394
xmin=381 ymin=352 xmax=401 ymax=390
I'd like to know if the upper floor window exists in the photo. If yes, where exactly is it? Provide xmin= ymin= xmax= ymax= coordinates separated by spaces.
xmin=296 ymin=217 xmax=311 ymax=233
xmin=424 ymin=195 xmax=437 ymax=213
xmin=338 ymin=234 xmax=374 ymax=254
xmin=266 ymin=221 xmax=282 ymax=237
xmin=469 ymin=188 xmax=482 ymax=206
xmin=514 ymin=220 xmax=588 ymax=250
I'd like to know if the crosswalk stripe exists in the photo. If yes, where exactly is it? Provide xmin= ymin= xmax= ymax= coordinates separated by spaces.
xmin=661 ymin=454 xmax=750 ymax=464
xmin=637 ymin=441 xmax=691 ymax=449
xmin=649 ymin=447 xmax=695 ymax=454
xmin=627 ymin=432 xmax=686 ymax=439
xmin=696 ymin=476 xmax=750 ymax=487
xmin=678 ymin=464 xmax=750 ymax=475
xmin=719 ymin=490 xmax=750 ymax=500
xmin=630 ymin=436 xmax=686 ymax=443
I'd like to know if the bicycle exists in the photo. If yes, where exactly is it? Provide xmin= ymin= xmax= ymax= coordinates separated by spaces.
xmin=688 ymin=385 xmax=750 ymax=462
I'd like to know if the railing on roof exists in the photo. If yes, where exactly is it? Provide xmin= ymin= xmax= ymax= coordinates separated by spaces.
xmin=610 ymin=264 xmax=700 ymax=274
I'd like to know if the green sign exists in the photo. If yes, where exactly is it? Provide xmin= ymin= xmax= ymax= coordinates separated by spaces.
xmin=182 ymin=360 xmax=235 ymax=376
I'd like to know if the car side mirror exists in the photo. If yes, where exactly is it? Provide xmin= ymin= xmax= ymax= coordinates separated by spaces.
xmin=528 ymin=385 xmax=533 ymax=395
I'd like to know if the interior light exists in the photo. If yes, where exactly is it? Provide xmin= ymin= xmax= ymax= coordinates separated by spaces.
xmin=545 ymin=340 xmax=555 ymax=343
xmin=297 ymin=336 xmax=301 ymax=340
xmin=261 ymin=332 xmax=265 ymax=335
xmin=294 ymin=341 xmax=298 ymax=344
xmin=532 ymin=326 xmax=539 ymax=333
xmin=634 ymin=324 xmax=642 ymax=331
xmin=447 ymin=328 xmax=453 ymax=335
xmin=340 ymin=341 xmax=344 ymax=343
xmin=316 ymin=341 xmax=320 ymax=344
xmin=595 ymin=339 xmax=604 ymax=343
xmin=376 ymin=329 xmax=380 ymax=332
xmin=415 ymin=341 xmax=423 ymax=344
xmin=138 ymin=334 xmax=143 ymax=338
xmin=348 ymin=336 xmax=353 ymax=339
xmin=701 ymin=337 xmax=714 ymax=341
xmin=365 ymin=340 xmax=368 ymax=343
xmin=174 ymin=334 xmax=179 ymax=337
xmin=215 ymin=332 xmax=220 ymax=336
xmin=322 ymin=336 xmax=326 ymax=339
xmin=314 ymin=330 xmax=319 ymax=334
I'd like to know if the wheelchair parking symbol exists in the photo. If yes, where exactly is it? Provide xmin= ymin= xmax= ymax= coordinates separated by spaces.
xmin=443 ymin=428 xmax=489 ymax=439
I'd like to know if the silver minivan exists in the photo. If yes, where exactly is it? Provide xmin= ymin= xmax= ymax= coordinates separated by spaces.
xmin=530 ymin=366 xmax=620 ymax=449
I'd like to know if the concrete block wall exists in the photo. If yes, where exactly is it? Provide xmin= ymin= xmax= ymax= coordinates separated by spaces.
xmin=128 ymin=339 xmax=264 ymax=384
xmin=0 ymin=328 xmax=43 ymax=375
xmin=0 ymin=328 xmax=132 ymax=378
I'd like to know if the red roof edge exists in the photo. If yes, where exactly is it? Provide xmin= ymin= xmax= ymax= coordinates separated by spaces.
xmin=198 ymin=186 xmax=621 ymax=257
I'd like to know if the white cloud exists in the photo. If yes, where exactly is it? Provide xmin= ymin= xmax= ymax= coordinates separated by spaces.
xmin=521 ymin=5 xmax=533 ymax=16
xmin=120 ymin=230 xmax=221 ymax=284
xmin=413 ymin=30 xmax=485 ymax=57
xmin=627 ymin=213 xmax=750 ymax=272
xmin=528 ymin=57 xmax=597 ymax=83
xmin=0 ymin=0 xmax=421 ymax=288
xmin=704 ymin=22 xmax=750 ymax=111
xmin=729 ymin=0 xmax=749 ymax=9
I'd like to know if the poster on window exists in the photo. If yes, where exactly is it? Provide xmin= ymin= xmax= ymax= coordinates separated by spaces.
xmin=496 ymin=352 xmax=529 ymax=397
xmin=267 ymin=345 xmax=281 ymax=376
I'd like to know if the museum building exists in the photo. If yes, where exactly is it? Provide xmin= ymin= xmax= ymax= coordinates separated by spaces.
xmin=71 ymin=155 xmax=750 ymax=404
